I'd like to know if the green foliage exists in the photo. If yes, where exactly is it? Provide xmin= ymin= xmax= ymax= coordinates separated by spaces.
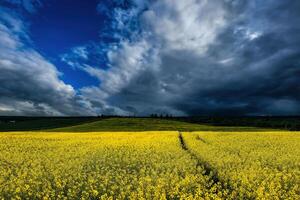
xmin=50 ymin=118 xmax=269 ymax=132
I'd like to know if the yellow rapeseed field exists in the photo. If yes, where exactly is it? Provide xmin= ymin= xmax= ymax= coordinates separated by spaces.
xmin=182 ymin=131 xmax=300 ymax=199
xmin=0 ymin=131 xmax=299 ymax=199
xmin=0 ymin=132 xmax=223 ymax=200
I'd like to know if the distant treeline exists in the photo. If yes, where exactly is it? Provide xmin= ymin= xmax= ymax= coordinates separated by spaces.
xmin=0 ymin=116 xmax=100 ymax=122
xmin=133 ymin=115 xmax=300 ymax=131
xmin=1 ymin=115 xmax=300 ymax=131
xmin=172 ymin=116 xmax=300 ymax=131
xmin=0 ymin=116 xmax=101 ymax=131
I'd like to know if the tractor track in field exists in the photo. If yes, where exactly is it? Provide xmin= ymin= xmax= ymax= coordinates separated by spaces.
xmin=178 ymin=131 xmax=233 ymax=194
xmin=178 ymin=131 xmax=219 ymax=181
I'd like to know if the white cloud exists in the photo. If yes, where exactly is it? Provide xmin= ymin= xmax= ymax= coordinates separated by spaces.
xmin=0 ymin=8 xmax=98 ymax=116
xmin=72 ymin=46 xmax=89 ymax=60
xmin=60 ymin=46 xmax=89 ymax=69
xmin=218 ymin=57 xmax=234 ymax=65
xmin=79 ymin=0 xmax=228 ymax=115
xmin=246 ymin=31 xmax=262 ymax=41
xmin=142 ymin=0 xmax=227 ymax=53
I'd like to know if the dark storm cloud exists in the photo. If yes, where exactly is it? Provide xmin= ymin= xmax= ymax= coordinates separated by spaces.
xmin=82 ymin=0 xmax=300 ymax=116
xmin=184 ymin=0 xmax=300 ymax=115
xmin=1 ymin=0 xmax=300 ymax=116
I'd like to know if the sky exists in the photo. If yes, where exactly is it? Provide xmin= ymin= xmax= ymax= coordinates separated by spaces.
xmin=0 ymin=0 xmax=300 ymax=116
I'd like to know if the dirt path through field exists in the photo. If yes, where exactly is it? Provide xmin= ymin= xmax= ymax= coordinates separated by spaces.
xmin=178 ymin=131 xmax=233 ymax=195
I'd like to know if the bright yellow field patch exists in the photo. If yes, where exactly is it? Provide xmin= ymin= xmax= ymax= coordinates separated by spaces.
xmin=0 ymin=131 xmax=223 ymax=200
xmin=183 ymin=131 xmax=300 ymax=199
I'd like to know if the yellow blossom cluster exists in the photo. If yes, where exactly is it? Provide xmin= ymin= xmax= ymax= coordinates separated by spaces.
xmin=182 ymin=131 xmax=300 ymax=199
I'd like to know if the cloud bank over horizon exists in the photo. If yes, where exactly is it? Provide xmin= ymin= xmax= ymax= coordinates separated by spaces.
xmin=1 ymin=0 xmax=300 ymax=116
